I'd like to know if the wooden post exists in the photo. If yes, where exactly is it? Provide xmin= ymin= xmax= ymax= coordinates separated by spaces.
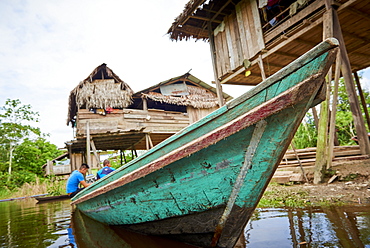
xmin=311 ymin=107 xmax=319 ymax=129
xmin=354 ymin=71 xmax=370 ymax=130
xmin=86 ymin=121 xmax=92 ymax=174
xmin=314 ymin=74 xmax=330 ymax=184
xmin=90 ymin=139 xmax=101 ymax=168
xmin=290 ymin=143 xmax=308 ymax=182
xmin=327 ymin=52 xmax=341 ymax=168
xmin=332 ymin=7 xmax=370 ymax=155
xmin=45 ymin=159 xmax=49 ymax=175
xmin=208 ymin=20 xmax=224 ymax=107
xmin=145 ymin=133 xmax=153 ymax=150
xmin=142 ymin=97 xmax=148 ymax=111
xmin=258 ymin=54 xmax=266 ymax=80
xmin=314 ymin=5 xmax=333 ymax=184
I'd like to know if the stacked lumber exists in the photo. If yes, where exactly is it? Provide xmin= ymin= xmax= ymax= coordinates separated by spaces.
xmin=279 ymin=145 xmax=363 ymax=168
xmin=273 ymin=145 xmax=369 ymax=183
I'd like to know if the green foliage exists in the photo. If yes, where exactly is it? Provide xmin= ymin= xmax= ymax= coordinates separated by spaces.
xmin=0 ymin=99 xmax=64 ymax=191
xmin=46 ymin=175 xmax=66 ymax=196
xmin=0 ymin=99 xmax=42 ymax=175
xmin=292 ymin=76 xmax=370 ymax=148
xmin=293 ymin=113 xmax=317 ymax=149
xmin=258 ymin=184 xmax=310 ymax=207
xmin=105 ymin=151 xmax=136 ymax=169
xmin=0 ymin=171 xmax=37 ymax=191
xmin=13 ymin=138 xmax=64 ymax=175
xmin=0 ymin=99 xmax=41 ymax=144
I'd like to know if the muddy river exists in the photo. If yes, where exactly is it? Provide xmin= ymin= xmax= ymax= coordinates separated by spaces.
xmin=0 ymin=198 xmax=369 ymax=247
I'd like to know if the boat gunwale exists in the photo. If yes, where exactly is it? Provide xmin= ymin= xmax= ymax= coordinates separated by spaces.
xmin=72 ymin=38 xmax=339 ymax=204
xmin=71 ymin=71 xmax=328 ymax=205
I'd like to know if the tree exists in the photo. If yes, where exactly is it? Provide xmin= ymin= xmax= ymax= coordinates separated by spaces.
xmin=292 ymin=76 xmax=370 ymax=149
xmin=0 ymin=99 xmax=41 ymax=175
xmin=13 ymin=138 xmax=64 ymax=175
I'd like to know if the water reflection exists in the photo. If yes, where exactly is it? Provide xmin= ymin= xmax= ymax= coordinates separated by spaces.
xmin=0 ymin=198 xmax=71 ymax=248
xmin=71 ymin=209 xmax=197 ymax=248
xmin=243 ymin=206 xmax=370 ymax=248
xmin=0 ymin=198 xmax=369 ymax=248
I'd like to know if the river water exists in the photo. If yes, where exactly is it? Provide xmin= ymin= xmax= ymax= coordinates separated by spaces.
xmin=0 ymin=198 xmax=369 ymax=247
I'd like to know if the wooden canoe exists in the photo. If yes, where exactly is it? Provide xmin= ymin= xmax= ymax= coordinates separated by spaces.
xmin=35 ymin=194 xmax=69 ymax=203
xmin=71 ymin=38 xmax=338 ymax=248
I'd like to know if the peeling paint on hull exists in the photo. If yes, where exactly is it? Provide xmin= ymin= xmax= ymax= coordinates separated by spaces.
xmin=72 ymin=39 xmax=338 ymax=248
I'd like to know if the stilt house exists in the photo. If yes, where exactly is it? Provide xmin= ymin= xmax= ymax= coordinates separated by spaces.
xmin=65 ymin=65 xmax=231 ymax=170
xmin=168 ymin=0 xmax=370 ymax=171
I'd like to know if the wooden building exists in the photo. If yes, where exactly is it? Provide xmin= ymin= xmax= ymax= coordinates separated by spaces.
xmin=65 ymin=66 xmax=231 ymax=169
xmin=168 ymin=0 xmax=370 ymax=178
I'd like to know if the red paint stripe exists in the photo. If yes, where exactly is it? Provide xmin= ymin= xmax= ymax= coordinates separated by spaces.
xmin=73 ymin=77 xmax=317 ymax=205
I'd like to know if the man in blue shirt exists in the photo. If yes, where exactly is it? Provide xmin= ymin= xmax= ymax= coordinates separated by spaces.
xmin=96 ymin=159 xmax=115 ymax=179
xmin=66 ymin=164 xmax=92 ymax=198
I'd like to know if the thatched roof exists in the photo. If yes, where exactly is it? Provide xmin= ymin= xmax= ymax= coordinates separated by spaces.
xmin=67 ymin=64 xmax=134 ymax=126
xmin=168 ymin=0 xmax=241 ymax=41
xmin=133 ymin=72 xmax=232 ymax=108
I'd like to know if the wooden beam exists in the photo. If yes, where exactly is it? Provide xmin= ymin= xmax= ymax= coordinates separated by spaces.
xmin=314 ymin=2 xmax=333 ymax=184
xmin=342 ymin=31 xmax=370 ymax=46
xmin=275 ymin=51 xmax=298 ymax=58
xmin=257 ymin=55 xmax=266 ymax=80
xmin=327 ymin=52 xmax=341 ymax=168
xmin=354 ymin=71 xmax=370 ymax=130
xmin=264 ymin=0 xmax=324 ymax=43
xmin=86 ymin=121 xmax=92 ymax=174
xmin=201 ymin=0 xmax=233 ymax=30
xmin=333 ymin=8 xmax=370 ymax=155
xmin=346 ymin=7 xmax=370 ymax=22
xmin=208 ymin=18 xmax=224 ymax=106
xmin=189 ymin=15 xmax=222 ymax=23
xmin=90 ymin=139 xmax=101 ymax=168
xmin=294 ymin=38 xmax=317 ymax=46
xmin=337 ymin=0 xmax=360 ymax=11
xmin=142 ymin=97 xmax=148 ymax=111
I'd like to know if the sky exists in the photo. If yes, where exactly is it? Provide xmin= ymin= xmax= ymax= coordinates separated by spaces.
xmin=1 ymin=0 xmax=369 ymax=148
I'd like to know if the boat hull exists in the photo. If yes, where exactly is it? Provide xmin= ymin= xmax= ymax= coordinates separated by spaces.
xmin=72 ymin=39 xmax=338 ymax=248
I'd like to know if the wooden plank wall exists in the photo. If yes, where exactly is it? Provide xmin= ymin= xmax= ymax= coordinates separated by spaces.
xmin=187 ymin=106 xmax=218 ymax=124
xmin=214 ymin=0 xmax=265 ymax=79
xmin=76 ymin=109 xmax=190 ymax=136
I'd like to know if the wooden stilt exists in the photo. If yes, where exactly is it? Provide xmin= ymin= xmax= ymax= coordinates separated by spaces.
xmin=332 ymin=8 xmax=370 ymax=155
xmin=311 ymin=107 xmax=319 ymax=129
xmin=354 ymin=71 xmax=370 ymax=130
xmin=290 ymin=142 xmax=308 ymax=182
xmin=208 ymin=20 xmax=224 ymax=107
xmin=120 ymin=150 xmax=123 ymax=166
xmin=327 ymin=52 xmax=341 ymax=168
xmin=86 ymin=121 xmax=92 ymax=174
xmin=142 ymin=97 xmax=148 ymax=111
xmin=258 ymin=54 xmax=266 ymax=80
xmin=90 ymin=139 xmax=101 ymax=168
xmin=314 ymin=4 xmax=333 ymax=184
xmin=146 ymin=133 xmax=153 ymax=149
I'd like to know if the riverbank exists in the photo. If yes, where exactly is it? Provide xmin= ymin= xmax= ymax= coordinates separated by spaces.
xmin=260 ymin=159 xmax=370 ymax=207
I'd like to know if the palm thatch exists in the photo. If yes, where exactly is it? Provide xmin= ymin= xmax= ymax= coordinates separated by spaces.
xmin=168 ymin=0 xmax=237 ymax=41
xmin=131 ymin=73 xmax=232 ymax=110
xmin=67 ymin=64 xmax=134 ymax=126
xmin=142 ymin=85 xmax=219 ymax=109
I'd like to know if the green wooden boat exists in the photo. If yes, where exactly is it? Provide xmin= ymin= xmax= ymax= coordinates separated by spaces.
xmin=72 ymin=38 xmax=338 ymax=248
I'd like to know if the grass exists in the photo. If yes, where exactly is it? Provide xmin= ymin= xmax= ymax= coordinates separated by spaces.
xmin=0 ymin=177 xmax=67 ymax=200
xmin=258 ymin=183 xmax=311 ymax=208
xmin=258 ymin=182 xmax=350 ymax=208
